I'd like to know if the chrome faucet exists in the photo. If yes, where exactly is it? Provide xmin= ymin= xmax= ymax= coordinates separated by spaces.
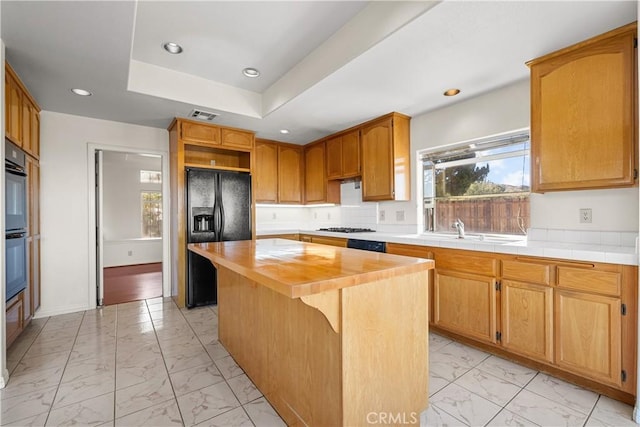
xmin=452 ymin=218 xmax=465 ymax=239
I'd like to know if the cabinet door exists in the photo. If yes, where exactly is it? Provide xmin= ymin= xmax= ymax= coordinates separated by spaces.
xmin=21 ymin=98 xmax=32 ymax=155
xmin=255 ymin=141 xmax=278 ymax=203
xmin=433 ymin=270 xmax=497 ymax=343
xmin=361 ymin=118 xmax=394 ymax=201
xmin=6 ymin=292 xmax=24 ymax=348
xmin=278 ymin=145 xmax=303 ymax=204
xmin=28 ymin=159 xmax=40 ymax=235
xmin=341 ymin=130 xmax=360 ymax=178
xmin=221 ymin=128 xmax=254 ymax=149
xmin=24 ymin=237 xmax=33 ymax=322
xmin=30 ymin=107 xmax=40 ymax=158
xmin=502 ymin=280 xmax=553 ymax=363
xmin=5 ymin=72 xmax=22 ymax=146
xmin=304 ymin=143 xmax=327 ymax=203
xmin=326 ymin=136 xmax=343 ymax=180
xmin=555 ymin=290 xmax=621 ymax=387
xmin=32 ymin=236 xmax=41 ymax=313
xmin=181 ymin=121 xmax=221 ymax=145
xmin=530 ymin=25 xmax=637 ymax=191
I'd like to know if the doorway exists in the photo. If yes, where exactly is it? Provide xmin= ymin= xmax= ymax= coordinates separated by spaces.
xmin=94 ymin=149 xmax=168 ymax=306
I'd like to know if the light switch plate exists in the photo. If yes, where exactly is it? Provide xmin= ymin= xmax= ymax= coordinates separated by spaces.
xmin=579 ymin=208 xmax=592 ymax=223
xmin=379 ymin=210 xmax=386 ymax=221
xmin=396 ymin=210 xmax=405 ymax=221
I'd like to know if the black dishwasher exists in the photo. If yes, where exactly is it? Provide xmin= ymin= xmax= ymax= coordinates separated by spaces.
xmin=346 ymin=239 xmax=386 ymax=253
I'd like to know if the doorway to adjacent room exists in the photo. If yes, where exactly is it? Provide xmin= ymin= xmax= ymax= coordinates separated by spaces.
xmin=96 ymin=150 xmax=165 ymax=306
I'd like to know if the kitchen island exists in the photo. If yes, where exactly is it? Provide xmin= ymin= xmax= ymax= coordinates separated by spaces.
xmin=188 ymin=238 xmax=434 ymax=426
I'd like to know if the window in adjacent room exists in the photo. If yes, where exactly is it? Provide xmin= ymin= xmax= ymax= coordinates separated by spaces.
xmin=420 ymin=129 xmax=530 ymax=235
xmin=141 ymin=191 xmax=163 ymax=238
xmin=140 ymin=170 xmax=162 ymax=184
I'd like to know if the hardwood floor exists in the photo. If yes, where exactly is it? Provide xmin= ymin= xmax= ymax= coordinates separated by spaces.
xmin=103 ymin=262 xmax=162 ymax=305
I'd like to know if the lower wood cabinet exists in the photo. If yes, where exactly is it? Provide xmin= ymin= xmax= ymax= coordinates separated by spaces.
xmin=434 ymin=270 xmax=497 ymax=344
xmin=256 ymin=234 xmax=299 ymax=241
xmin=501 ymin=280 xmax=553 ymax=363
xmin=555 ymin=290 xmax=622 ymax=387
xmin=388 ymin=242 xmax=637 ymax=400
xmin=6 ymin=292 xmax=24 ymax=348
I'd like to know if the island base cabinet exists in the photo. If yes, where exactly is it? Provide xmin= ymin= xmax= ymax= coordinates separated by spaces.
xmin=217 ymin=266 xmax=428 ymax=426
xmin=434 ymin=270 xmax=497 ymax=344
xmin=554 ymin=290 xmax=622 ymax=388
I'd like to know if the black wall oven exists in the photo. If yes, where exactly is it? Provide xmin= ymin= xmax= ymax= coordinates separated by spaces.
xmin=5 ymin=140 xmax=27 ymax=301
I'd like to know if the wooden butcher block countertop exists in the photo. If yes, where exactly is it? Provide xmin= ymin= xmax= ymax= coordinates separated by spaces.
xmin=188 ymin=238 xmax=434 ymax=298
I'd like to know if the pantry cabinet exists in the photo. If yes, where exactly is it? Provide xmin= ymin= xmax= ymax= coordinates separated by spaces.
xmin=326 ymin=130 xmax=360 ymax=180
xmin=528 ymin=22 xmax=637 ymax=192
xmin=360 ymin=112 xmax=410 ymax=201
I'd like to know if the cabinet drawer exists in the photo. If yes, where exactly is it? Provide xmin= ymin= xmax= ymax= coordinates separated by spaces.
xmin=311 ymin=236 xmax=347 ymax=248
xmin=181 ymin=122 xmax=221 ymax=145
xmin=557 ymin=266 xmax=621 ymax=296
xmin=434 ymin=249 xmax=498 ymax=276
xmin=386 ymin=243 xmax=431 ymax=259
xmin=6 ymin=292 xmax=24 ymax=347
xmin=221 ymin=128 xmax=253 ymax=149
xmin=502 ymin=259 xmax=552 ymax=285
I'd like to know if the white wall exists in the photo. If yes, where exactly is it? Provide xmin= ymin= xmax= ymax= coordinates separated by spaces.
xmin=103 ymin=152 xmax=161 ymax=240
xmin=102 ymin=152 xmax=162 ymax=266
xmin=39 ymin=112 xmax=168 ymax=316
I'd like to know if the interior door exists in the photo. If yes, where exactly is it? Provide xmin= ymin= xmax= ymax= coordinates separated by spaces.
xmin=95 ymin=150 xmax=104 ymax=306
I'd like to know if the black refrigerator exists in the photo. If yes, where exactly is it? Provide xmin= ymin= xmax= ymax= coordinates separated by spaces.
xmin=186 ymin=167 xmax=252 ymax=308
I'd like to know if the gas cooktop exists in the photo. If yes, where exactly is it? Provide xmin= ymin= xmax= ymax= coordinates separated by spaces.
xmin=317 ymin=227 xmax=375 ymax=233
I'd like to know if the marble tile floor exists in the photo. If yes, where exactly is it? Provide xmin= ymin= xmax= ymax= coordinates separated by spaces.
xmin=1 ymin=297 xmax=285 ymax=426
xmin=1 ymin=297 xmax=637 ymax=426
xmin=424 ymin=333 xmax=638 ymax=427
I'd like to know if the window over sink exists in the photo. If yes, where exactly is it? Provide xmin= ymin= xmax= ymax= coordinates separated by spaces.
xmin=420 ymin=129 xmax=530 ymax=235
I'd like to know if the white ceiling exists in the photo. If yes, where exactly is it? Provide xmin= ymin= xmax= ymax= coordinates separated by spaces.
xmin=1 ymin=1 xmax=637 ymax=144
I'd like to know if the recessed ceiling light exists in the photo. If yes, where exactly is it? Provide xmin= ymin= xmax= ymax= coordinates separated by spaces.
xmin=243 ymin=67 xmax=260 ymax=78
xmin=163 ymin=42 xmax=183 ymax=54
xmin=279 ymin=129 xmax=290 ymax=134
xmin=71 ymin=88 xmax=92 ymax=96
xmin=443 ymin=88 xmax=461 ymax=96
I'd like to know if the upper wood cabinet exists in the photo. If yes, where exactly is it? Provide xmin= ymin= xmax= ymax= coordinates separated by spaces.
xmin=304 ymin=141 xmax=339 ymax=204
xmin=6 ymin=70 xmax=22 ymax=146
xmin=528 ymin=22 xmax=637 ymax=192
xmin=179 ymin=120 xmax=254 ymax=150
xmin=255 ymin=139 xmax=303 ymax=204
xmin=360 ymin=112 xmax=411 ymax=201
xmin=221 ymin=128 xmax=254 ymax=149
xmin=326 ymin=130 xmax=360 ymax=180
xmin=5 ymin=62 xmax=41 ymax=157
xmin=278 ymin=144 xmax=303 ymax=204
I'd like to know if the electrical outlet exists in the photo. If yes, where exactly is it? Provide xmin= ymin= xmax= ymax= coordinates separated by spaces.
xmin=314 ymin=212 xmax=318 ymax=219
xmin=272 ymin=212 xmax=276 ymax=220
xmin=127 ymin=250 xmax=133 ymax=256
xmin=396 ymin=210 xmax=405 ymax=221
xmin=327 ymin=212 xmax=331 ymax=220
xmin=579 ymin=208 xmax=592 ymax=223
xmin=379 ymin=210 xmax=386 ymax=221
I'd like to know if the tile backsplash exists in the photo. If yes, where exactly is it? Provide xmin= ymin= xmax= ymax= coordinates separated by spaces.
xmin=528 ymin=228 xmax=638 ymax=247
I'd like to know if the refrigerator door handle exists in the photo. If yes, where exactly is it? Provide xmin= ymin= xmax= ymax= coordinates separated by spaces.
xmin=213 ymin=174 xmax=225 ymax=241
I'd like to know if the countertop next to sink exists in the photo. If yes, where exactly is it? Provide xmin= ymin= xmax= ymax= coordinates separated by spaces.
xmin=257 ymin=228 xmax=639 ymax=266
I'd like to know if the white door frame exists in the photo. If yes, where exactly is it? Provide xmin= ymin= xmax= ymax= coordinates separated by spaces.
xmin=87 ymin=143 xmax=171 ymax=309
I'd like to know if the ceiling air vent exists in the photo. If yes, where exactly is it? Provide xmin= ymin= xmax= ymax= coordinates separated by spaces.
xmin=189 ymin=109 xmax=218 ymax=121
